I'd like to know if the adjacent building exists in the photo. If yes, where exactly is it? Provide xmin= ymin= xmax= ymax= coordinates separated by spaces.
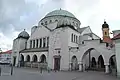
xmin=0 ymin=50 xmax=12 ymax=64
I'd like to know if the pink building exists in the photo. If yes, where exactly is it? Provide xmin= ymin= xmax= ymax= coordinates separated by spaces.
xmin=0 ymin=50 xmax=12 ymax=64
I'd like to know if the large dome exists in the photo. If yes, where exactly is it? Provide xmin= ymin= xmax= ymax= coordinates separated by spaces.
xmin=45 ymin=9 xmax=76 ymax=18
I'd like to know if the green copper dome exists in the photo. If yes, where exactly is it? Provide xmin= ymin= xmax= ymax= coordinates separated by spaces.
xmin=45 ymin=9 xmax=76 ymax=18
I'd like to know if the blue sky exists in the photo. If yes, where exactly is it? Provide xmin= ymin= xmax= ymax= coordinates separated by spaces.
xmin=0 ymin=0 xmax=120 ymax=51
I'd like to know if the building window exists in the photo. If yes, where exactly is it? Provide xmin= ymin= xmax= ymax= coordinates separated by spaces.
xmin=50 ymin=20 xmax=52 ymax=23
xmin=105 ymin=32 xmax=107 ymax=35
xmin=47 ymin=37 xmax=49 ymax=47
xmin=39 ymin=38 xmax=42 ymax=48
xmin=58 ymin=50 xmax=60 ymax=54
xmin=45 ymin=21 xmax=47 ymax=25
xmin=76 ymin=36 xmax=78 ymax=43
xmin=41 ymin=23 xmax=43 ymax=25
xmin=43 ymin=38 xmax=46 ymax=48
xmin=36 ymin=39 xmax=38 ymax=48
xmin=30 ymin=40 xmax=32 ymax=48
xmin=33 ymin=40 xmax=35 ymax=48
xmin=76 ymin=23 xmax=78 ymax=27
xmin=71 ymin=34 xmax=73 ymax=42
xmin=82 ymin=41 xmax=84 ymax=44
xmin=79 ymin=36 xmax=80 ymax=44
xmin=73 ymin=22 xmax=75 ymax=25
xmin=74 ymin=35 xmax=75 ymax=42
xmin=55 ymin=20 xmax=58 ymax=22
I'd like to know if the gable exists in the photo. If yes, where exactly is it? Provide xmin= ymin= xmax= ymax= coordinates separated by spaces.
xmin=29 ymin=25 xmax=50 ymax=39
xmin=81 ymin=26 xmax=92 ymax=35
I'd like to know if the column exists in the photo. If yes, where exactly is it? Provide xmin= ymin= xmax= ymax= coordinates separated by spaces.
xmin=38 ymin=39 xmax=40 ymax=48
xmin=31 ymin=40 xmax=33 ymax=48
xmin=35 ymin=39 xmax=37 ymax=48
xmin=79 ymin=61 xmax=83 ymax=72
xmin=69 ymin=62 xmax=72 ymax=71
xmin=45 ymin=37 xmax=47 ymax=47
xmin=105 ymin=65 xmax=110 ymax=74
xmin=41 ymin=38 xmax=43 ymax=48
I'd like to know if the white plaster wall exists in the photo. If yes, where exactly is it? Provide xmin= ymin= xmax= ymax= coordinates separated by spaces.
xmin=115 ymin=39 xmax=120 ymax=77
xmin=48 ymin=27 xmax=70 ymax=70
xmin=12 ymin=38 xmax=27 ymax=66
xmin=67 ymin=27 xmax=80 ymax=47
xmin=81 ymin=27 xmax=92 ymax=35
xmin=29 ymin=25 xmax=50 ymax=39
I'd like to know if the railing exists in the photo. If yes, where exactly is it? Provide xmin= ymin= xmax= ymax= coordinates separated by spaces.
xmin=24 ymin=62 xmax=47 ymax=69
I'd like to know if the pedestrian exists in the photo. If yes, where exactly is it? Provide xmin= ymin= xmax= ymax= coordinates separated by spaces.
xmin=40 ymin=67 xmax=42 ymax=73
xmin=48 ymin=67 xmax=50 ymax=73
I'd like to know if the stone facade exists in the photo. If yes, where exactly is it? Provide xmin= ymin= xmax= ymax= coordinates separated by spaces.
xmin=11 ymin=9 xmax=117 ymax=74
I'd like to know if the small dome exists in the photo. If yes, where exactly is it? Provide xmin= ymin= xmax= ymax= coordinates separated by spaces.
xmin=18 ymin=29 xmax=29 ymax=39
xmin=45 ymin=9 xmax=76 ymax=18
xmin=102 ymin=21 xmax=109 ymax=28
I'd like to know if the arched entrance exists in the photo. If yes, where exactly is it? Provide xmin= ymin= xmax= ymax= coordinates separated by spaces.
xmin=81 ymin=48 xmax=104 ymax=71
xmin=91 ymin=57 xmax=96 ymax=68
xmin=40 ymin=54 xmax=46 ymax=63
xmin=71 ymin=56 xmax=78 ymax=70
xmin=98 ymin=55 xmax=105 ymax=71
xmin=32 ymin=55 xmax=38 ymax=62
xmin=20 ymin=54 xmax=24 ymax=67
xmin=109 ymin=55 xmax=116 ymax=75
xmin=26 ymin=55 xmax=30 ymax=62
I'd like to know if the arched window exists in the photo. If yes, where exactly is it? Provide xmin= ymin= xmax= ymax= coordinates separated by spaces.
xmin=33 ymin=40 xmax=35 ymax=48
xmin=71 ymin=34 xmax=73 ymax=42
xmin=32 ymin=55 xmax=38 ymax=62
xmin=45 ymin=21 xmax=47 ymax=25
xmin=76 ymin=36 xmax=78 ymax=43
xmin=47 ymin=37 xmax=49 ymax=47
xmin=49 ymin=20 xmax=52 ymax=23
xmin=105 ymin=32 xmax=107 ymax=35
xmin=30 ymin=40 xmax=32 ymax=48
xmin=73 ymin=22 xmax=75 ymax=25
xmin=74 ymin=35 xmax=75 ymax=42
xmin=36 ymin=39 xmax=38 ymax=48
xmin=39 ymin=38 xmax=42 ymax=48
xmin=43 ymin=38 xmax=46 ymax=48
xmin=40 ymin=54 xmax=46 ymax=63
xmin=55 ymin=20 xmax=58 ymax=22
xmin=26 ymin=55 xmax=30 ymax=62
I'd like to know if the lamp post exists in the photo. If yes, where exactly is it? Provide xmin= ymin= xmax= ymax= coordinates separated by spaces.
xmin=68 ymin=46 xmax=71 ymax=71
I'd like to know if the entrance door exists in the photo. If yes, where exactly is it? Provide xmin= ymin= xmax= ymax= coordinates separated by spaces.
xmin=54 ymin=58 xmax=60 ymax=70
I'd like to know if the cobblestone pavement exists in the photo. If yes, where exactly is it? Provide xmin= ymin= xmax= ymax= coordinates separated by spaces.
xmin=0 ymin=65 xmax=118 ymax=80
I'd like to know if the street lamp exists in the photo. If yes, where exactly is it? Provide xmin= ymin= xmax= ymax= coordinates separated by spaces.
xmin=68 ymin=46 xmax=72 ymax=71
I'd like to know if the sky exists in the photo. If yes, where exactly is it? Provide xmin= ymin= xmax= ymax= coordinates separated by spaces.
xmin=0 ymin=0 xmax=120 ymax=51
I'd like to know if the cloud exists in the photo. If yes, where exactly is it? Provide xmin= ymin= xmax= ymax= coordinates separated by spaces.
xmin=0 ymin=0 xmax=120 ymax=51
xmin=0 ymin=0 xmax=64 ymax=51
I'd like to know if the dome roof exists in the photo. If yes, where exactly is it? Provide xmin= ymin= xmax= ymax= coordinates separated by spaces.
xmin=45 ymin=9 xmax=76 ymax=18
xmin=18 ymin=29 xmax=29 ymax=39
xmin=102 ymin=21 xmax=109 ymax=28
